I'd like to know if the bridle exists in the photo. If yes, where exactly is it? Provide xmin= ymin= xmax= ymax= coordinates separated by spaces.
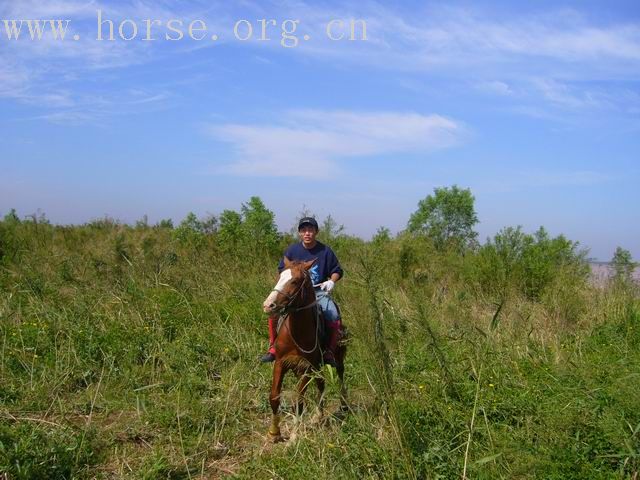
xmin=269 ymin=268 xmax=320 ymax=354
xmin=270 ymin=269 xmax=317 ymax=315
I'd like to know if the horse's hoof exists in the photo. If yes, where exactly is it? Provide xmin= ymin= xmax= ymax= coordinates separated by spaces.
xmin=268 ymin=431 xmax=284 ymax=443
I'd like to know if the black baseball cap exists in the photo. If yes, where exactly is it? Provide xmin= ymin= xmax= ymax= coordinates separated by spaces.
xmin=298 ymin=216 xmax=319 ymax=230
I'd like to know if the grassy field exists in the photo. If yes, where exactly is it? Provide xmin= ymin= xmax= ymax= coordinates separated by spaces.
xmin=0 ymin=214 xmax=638 ymax=479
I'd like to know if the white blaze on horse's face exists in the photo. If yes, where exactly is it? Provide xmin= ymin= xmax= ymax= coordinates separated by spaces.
xmin=263 ymin=269 xmax=293 ymax=313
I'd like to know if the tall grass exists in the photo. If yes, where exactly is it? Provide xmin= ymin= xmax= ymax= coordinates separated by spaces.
xmin=0 ymin=217 xmax=638 ymax=478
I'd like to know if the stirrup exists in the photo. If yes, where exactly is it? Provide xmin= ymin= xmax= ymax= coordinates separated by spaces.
xmin=323 ymin=352 xmax=337 ymax=368
xmin=260 ymin=352 xmax=276 ymax=363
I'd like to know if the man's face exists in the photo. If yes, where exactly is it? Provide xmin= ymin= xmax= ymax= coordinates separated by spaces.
xmin=298 ymin=225 xmax=318 ymax=246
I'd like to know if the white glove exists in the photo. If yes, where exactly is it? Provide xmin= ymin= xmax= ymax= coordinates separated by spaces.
xmin=320 ymin=280 xmax=335 ymax=293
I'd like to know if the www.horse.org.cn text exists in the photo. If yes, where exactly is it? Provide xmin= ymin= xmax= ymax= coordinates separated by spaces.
xmin=0 ymin=11 xmax=368 ymax=47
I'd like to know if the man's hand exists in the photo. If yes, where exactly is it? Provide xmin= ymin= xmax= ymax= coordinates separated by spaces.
xmin=319 ymin=279 xmax=335 ymax=293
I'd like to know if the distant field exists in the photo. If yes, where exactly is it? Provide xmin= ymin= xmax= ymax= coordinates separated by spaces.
xmin=589 ymin=262 xmax=640 ymax=286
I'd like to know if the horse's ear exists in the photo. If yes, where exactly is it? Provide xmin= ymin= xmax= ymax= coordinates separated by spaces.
xmin=283 ymin=256 xmax=292 ymax=269
xmin=302 ymin=258 xmax=317 ymax=271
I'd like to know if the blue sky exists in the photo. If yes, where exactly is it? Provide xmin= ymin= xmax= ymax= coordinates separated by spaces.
xmin=1 ymin=0 xmax=639 ymax=260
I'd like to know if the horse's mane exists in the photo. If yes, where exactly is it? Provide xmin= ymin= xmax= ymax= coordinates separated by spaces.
xmin=285 ymin=259 xmax=317 ymax=272
xmin=288 ymin=260 xmax=311 ymax=268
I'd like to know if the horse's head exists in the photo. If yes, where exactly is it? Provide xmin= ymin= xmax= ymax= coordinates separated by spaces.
xmin=263 ymin=257 xmax=316 ymax=314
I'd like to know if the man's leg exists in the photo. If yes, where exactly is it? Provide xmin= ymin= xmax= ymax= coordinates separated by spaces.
xmin=323 ymin=317 xmax=341 ymax=368
xmin=260 ymin=315 xmax=277 ymax=363
xmin=317 ymin=291 xmax=341 ymax=368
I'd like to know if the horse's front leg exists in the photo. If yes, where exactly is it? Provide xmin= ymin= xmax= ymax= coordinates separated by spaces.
xmin=295 ymin=373 xmax=312 ymax=416
xmin=315 ymin=373 xmax=326 ymax=415
xmin=269 ymin=360 xmax=285 ymax=442
xmin=336 ymin=356 xmax=348 ymax=412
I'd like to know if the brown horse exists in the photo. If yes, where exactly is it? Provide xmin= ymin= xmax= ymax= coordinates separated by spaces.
xmin=262 ymin=257 xmax=347 ymax=442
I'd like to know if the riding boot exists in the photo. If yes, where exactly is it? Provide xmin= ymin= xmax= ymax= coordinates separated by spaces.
xmin=268 ymin=315 xmax=278 ymax=354
xmin=260 ymin=315 xmax=277 ymax=363
xmin=323 ymin=320 xmax=341 ymax=368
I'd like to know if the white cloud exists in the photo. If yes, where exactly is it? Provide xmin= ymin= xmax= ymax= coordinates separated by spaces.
xmin=15 ymin=88 xmax=174 ymax=125
xmin=423 ymin=10 xmax=640 ymax=63
xmin=1 ymin=1 xmax=639 ymax=124
xmin=244 ymin=3 xmax=640 ymax=76
xmin=0 ymin=0 xmax=189 ymax=119
xmin=477 ymin=80 xmax=514 ymax=96
xmin=0 ymin=59 xmax=30 ymax=98
xmin=253 ymin=4 xmax=640 ymax=114
xmin=207 ymin=110 xmax=463 ymax=178
xmin=0 ymin=0 xmax=98 ymax=19
xmin=33 ymin=110 xmax=95 ymax=125
xmin=532 ymin=78 xmax=602 ymax=109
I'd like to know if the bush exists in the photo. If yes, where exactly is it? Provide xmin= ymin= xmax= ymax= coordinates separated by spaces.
xmin=0 ymin=422 xmax=101 ymax=479
xmin=0 ymin=212 xmax=28 ymax=263
xmin=473 ymin=226 xmax=589 ymax=301
xmin=611 ymin=246 xmax=636 ymax=285
xmin=173 ymin=212 xmax=202 ymax=245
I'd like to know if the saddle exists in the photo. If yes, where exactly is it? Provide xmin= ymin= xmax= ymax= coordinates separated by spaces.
xmin=276 ymin=306 xmax=347 ymax=351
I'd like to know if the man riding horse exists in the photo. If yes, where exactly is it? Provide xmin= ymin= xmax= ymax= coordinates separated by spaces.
xmin=261 ymin=216 xmax=343 ymax=367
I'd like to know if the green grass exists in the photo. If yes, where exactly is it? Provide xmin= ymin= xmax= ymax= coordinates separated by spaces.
xmin=0 ymin=220 xmax=638 ymax=478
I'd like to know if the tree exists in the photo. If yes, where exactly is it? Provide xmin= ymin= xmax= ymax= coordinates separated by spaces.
xmin=135 ymin=214 xmax=149 ymax=229
xmin=179 ymin=212 xmax=201 ymax=232
xmin=156 ymin=218 xmax=174 ymax=229
xmin=611 ymin=247 xmax=636 ymax=283
xmin=407 ymin=185 xmax=478 ymax=249
xmin=199 ymin=213 xmax=218 ymax=234
xmin=173 ymin=212 xmax=205 ymax=246
xmin=372 ymin=226 xmax=391 ymax=245
xmin=240 ymin=196 xmax=279 ymax=251
xmin=321 ymin=214 xmax=345 ymax=242
xmin=217 ymin=210 xmax=243 ymax=248
xmin=3 ymin=209 xmax=20 ymax=224
xmin=290 ymin=205 xmax=315 ymax=236
xmin=0 ymin=209 xmax=21 ymax=263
